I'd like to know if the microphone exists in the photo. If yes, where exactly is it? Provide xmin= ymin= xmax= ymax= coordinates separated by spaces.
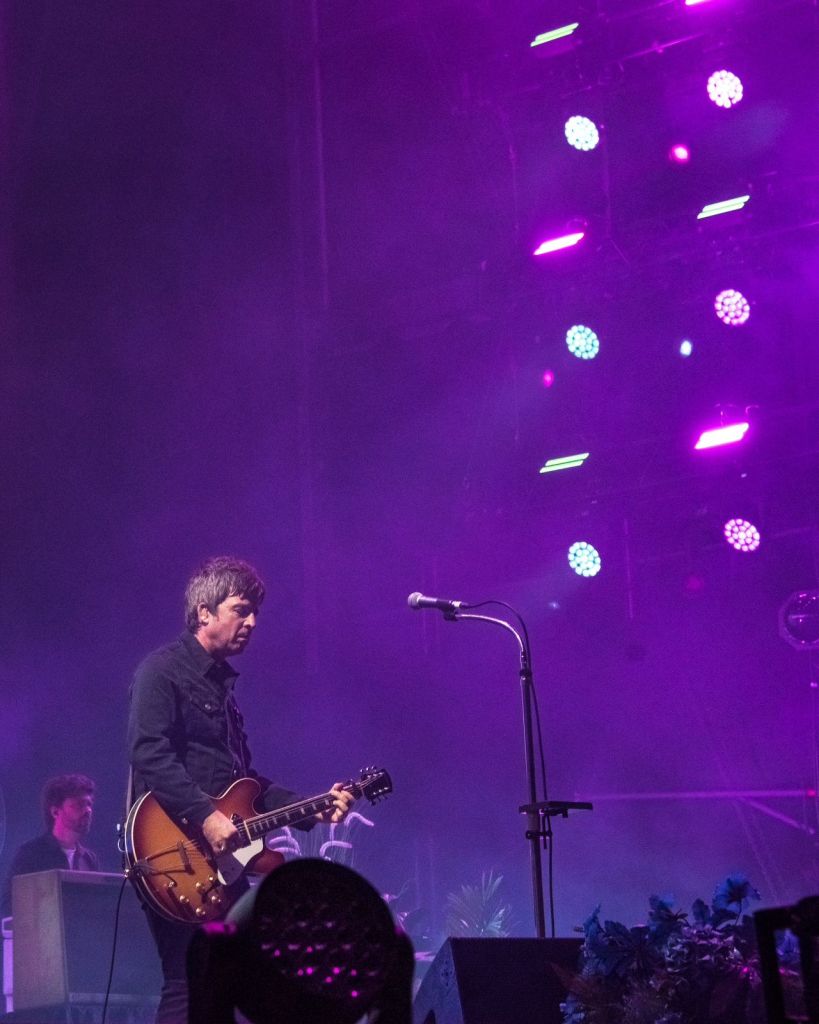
xmin=407 ymin=592 xmax=466 ymax=615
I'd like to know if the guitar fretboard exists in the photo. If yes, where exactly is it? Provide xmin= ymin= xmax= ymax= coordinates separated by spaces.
xmin=243 ymin=787 xmax=358 ymax=843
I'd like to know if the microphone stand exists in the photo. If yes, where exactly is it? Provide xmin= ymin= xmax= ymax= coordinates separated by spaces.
xmin=449 ymin=612 xmax=546 ymax=937
xmin=449 ymin=610 xmax=592 ymax=939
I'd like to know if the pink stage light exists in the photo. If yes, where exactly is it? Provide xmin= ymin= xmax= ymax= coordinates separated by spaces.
xmin=669 ymin=144 xmax=690 ymax=163
xmin=724 ymin=518 xmax=760 ymax=552
xmin=533 ymin=231 xmax=585 ymax=256
xmin=694 ymin=422 xmax=750 ymax=450
xmin=707 ymin=70 xmax=743 ymax=108
xmin=542 ymin=369 xmax=555 ymax=388
xmin=715 ymin=289 xmax=750 ymax=325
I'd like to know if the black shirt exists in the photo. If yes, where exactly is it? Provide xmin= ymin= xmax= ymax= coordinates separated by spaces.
xmin=127 ymin=631 xmax=299 ymax=827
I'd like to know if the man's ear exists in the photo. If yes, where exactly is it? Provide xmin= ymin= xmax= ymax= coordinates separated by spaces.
xmin=198 ymin=602 xmax=211 ymax=627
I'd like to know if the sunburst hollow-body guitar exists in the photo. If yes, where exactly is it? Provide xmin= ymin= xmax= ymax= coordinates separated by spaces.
xmin=122 ymin=767 xmax=392 ymax=923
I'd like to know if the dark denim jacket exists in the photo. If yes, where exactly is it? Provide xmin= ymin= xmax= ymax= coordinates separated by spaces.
xmin=127 ymin=631 xmax=298 ymax=827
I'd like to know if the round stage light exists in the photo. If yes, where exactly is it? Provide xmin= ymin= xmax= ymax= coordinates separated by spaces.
xmin=723 ymin=518 xmax=760 ymax=552
xmin=568 ymin=541 xmax=602 ymax=577
xmin=669 ymin=143 xmax=691 ymax=163
xmin=564 ymin=116 xmax=600 ymax=151
xmin=707 ymin=70 xmax=744 ymax=108
xmin=566 ymin=324 xmax=600 ymax=360
xmin=679 ymin=339 xmax=693 ymax=357
xmin=715 ymin=289 xmax=750 ymax=326
xmin=542 ymin=369 xmax=555 ymax=388
xmin=779 ymin=591 xmax=819 ymax=650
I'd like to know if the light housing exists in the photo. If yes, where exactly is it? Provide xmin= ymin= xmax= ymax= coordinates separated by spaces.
xmin=565 ymin=324 xmax=600 ymax=360
xmin=568 ymin=541 xmax=602 ymax=577
xmin=715 ymin=289 xmax=750 ymax=326
xmin=564 ymin=116 xmax=600 ymax=151
xmin=707 ymin=70 xmax=744 ymax=108
xmin=723 ymin=518 xmax=760 ymax=552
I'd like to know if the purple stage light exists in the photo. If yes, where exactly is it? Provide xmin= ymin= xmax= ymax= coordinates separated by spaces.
xmin=715 ymin=289 xmax=750 ymax=326
xmin=707 ymin=70 xmax=743 ymax=108
xmin=694 ymin=421 xmax=749 ymax=450
xmin=564 ymin=116 xmax=599 ymax=151
xmin=566 ymin=324 xmax=599 ymax=360
xmin=533 ymin=231 xmax=585 ymax=256
xmin=542 ymin=369 xmax=555 ymax=388
xmin=568 ymin=541 xmax=601 ymax=577
xmin=669 ymin=144 xmax=691 ymax=163
xmin=724 ymin=518 xmax=760 ymax=552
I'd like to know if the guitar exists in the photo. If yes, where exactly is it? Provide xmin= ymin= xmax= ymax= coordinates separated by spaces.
xmin=122 ymin=767 xmax=392 ymax=923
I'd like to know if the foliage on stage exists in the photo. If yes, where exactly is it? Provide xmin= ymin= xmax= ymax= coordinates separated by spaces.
xmin=445 ymin=870 xmax=515 ymax=938
xmin=559 ymin=874 xmax=799 ymax=1024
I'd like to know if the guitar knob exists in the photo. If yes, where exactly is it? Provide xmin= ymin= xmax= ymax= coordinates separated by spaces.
xmin=166 ymin=881 xmax=177 ymax=890
xmin=207 ymin=875 xmax=216 ymax=884
xmin=178 ymin=895 xmax=190 ymax=905
xmin=195 ymin=882 xmax=205 ymax=892
xmin=195 ymin=908 xmax=206 ymax=918
xmin=209 ymin=894 xmax=222 ymax=906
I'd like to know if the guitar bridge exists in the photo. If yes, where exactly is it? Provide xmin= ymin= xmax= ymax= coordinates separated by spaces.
xmin=177 ymin=842 xmax=192 ymax=872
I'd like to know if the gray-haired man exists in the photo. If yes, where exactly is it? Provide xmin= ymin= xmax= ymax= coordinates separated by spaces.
xmin=127 ymin=556 xmax=354 ymax=1024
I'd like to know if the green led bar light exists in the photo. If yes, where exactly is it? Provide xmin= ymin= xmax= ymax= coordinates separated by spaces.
xmin=697 ymin=194 xmax=750 ymax=220
xmin=539 ymin=452 xmax=590 ymax=474
xmin=530 ymin=22 xmax=580 ymax=48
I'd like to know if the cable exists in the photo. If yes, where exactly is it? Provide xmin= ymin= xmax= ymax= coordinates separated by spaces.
xmin=100 ymin=875 xmax=128 ymax=1024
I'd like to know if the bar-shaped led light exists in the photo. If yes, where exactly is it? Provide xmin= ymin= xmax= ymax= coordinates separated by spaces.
xmin=694 ymin=422 xmax=750 ymax=450
xmin=530 ymin=22 xmax=580 ymax=48
xmin=697 ymin=195 xmax=750 ymax=220
xmin=539 ymin=452 xmax=590 ymax=474
xmin=533 ymin=231 xmax=584 ymax=256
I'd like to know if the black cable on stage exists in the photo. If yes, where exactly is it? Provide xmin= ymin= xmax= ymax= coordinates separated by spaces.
xmin=100 ymin=875 xmax=129 ymax=1024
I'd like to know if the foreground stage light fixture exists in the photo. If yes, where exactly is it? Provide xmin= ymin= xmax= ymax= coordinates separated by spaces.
xmin=187 ymin=859 xmax=414 ymax=1024
xmin=533 ymin=231 xmax=585 ymax=256
xmin=707 ymin=70 xmax=744 ymax=108
xmin=568 ymin=541 xmax=601 ymax=577
xmin=530 ymin=22 xmax=580 ymax=48
xmin=694 ymin=421 xmax=749 ymax=450
xmin=779 ymin=591 xmax=819 ymax=650
xmin=697 ymin=194 xmax=750 ymax=219
xmin=564 ymin=116 xmax=600 ymax=151
xmin=539 ymin=452 xmax=589 ymax=474
xmin=566 ymin=324 xmax=599 ymax=359
xmin=723 ymin=517 xmax=760 ymax=552
xmin=715 ymin=289 xmax=750 ymax=325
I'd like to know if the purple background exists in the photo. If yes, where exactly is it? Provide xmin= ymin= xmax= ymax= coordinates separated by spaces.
xmin=2 ymin=0 xmax=818 ymax=942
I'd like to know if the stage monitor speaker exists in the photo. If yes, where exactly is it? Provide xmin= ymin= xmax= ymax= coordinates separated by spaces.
xmin=11 ymin=869 xmax=161 ymax=1014
xmin=413 ymin=937 xmax=582 ymax=1024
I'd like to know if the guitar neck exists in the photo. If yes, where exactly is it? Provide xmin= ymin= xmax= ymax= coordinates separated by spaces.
xmin=244 ymin=786 xmax=354 ymax=841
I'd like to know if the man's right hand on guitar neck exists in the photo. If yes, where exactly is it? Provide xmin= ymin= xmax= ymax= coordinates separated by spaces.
xmin=202 ymin=809 xmax=238 ymax=855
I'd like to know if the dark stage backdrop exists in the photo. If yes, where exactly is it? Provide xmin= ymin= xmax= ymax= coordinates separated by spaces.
xmin=1 ymin=0 xmax=818 ymax=950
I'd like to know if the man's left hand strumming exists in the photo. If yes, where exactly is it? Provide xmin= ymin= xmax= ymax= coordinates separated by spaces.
xmin=317 ymin=782 xmax=356 ymax=824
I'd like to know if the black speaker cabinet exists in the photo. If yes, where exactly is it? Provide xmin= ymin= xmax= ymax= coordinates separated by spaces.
xmin=11 ymin=869 xmax=160 ymax=1015
xmin=413 ymin=937 xmax=582 ymax=1024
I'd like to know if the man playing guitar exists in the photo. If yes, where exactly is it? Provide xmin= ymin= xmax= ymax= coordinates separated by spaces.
xmin=127 ymin=556 xmax=355 ymax=1024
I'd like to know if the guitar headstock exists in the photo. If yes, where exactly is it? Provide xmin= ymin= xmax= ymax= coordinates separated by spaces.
xmin=350 ymin=766 xmax=392 ymax=804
